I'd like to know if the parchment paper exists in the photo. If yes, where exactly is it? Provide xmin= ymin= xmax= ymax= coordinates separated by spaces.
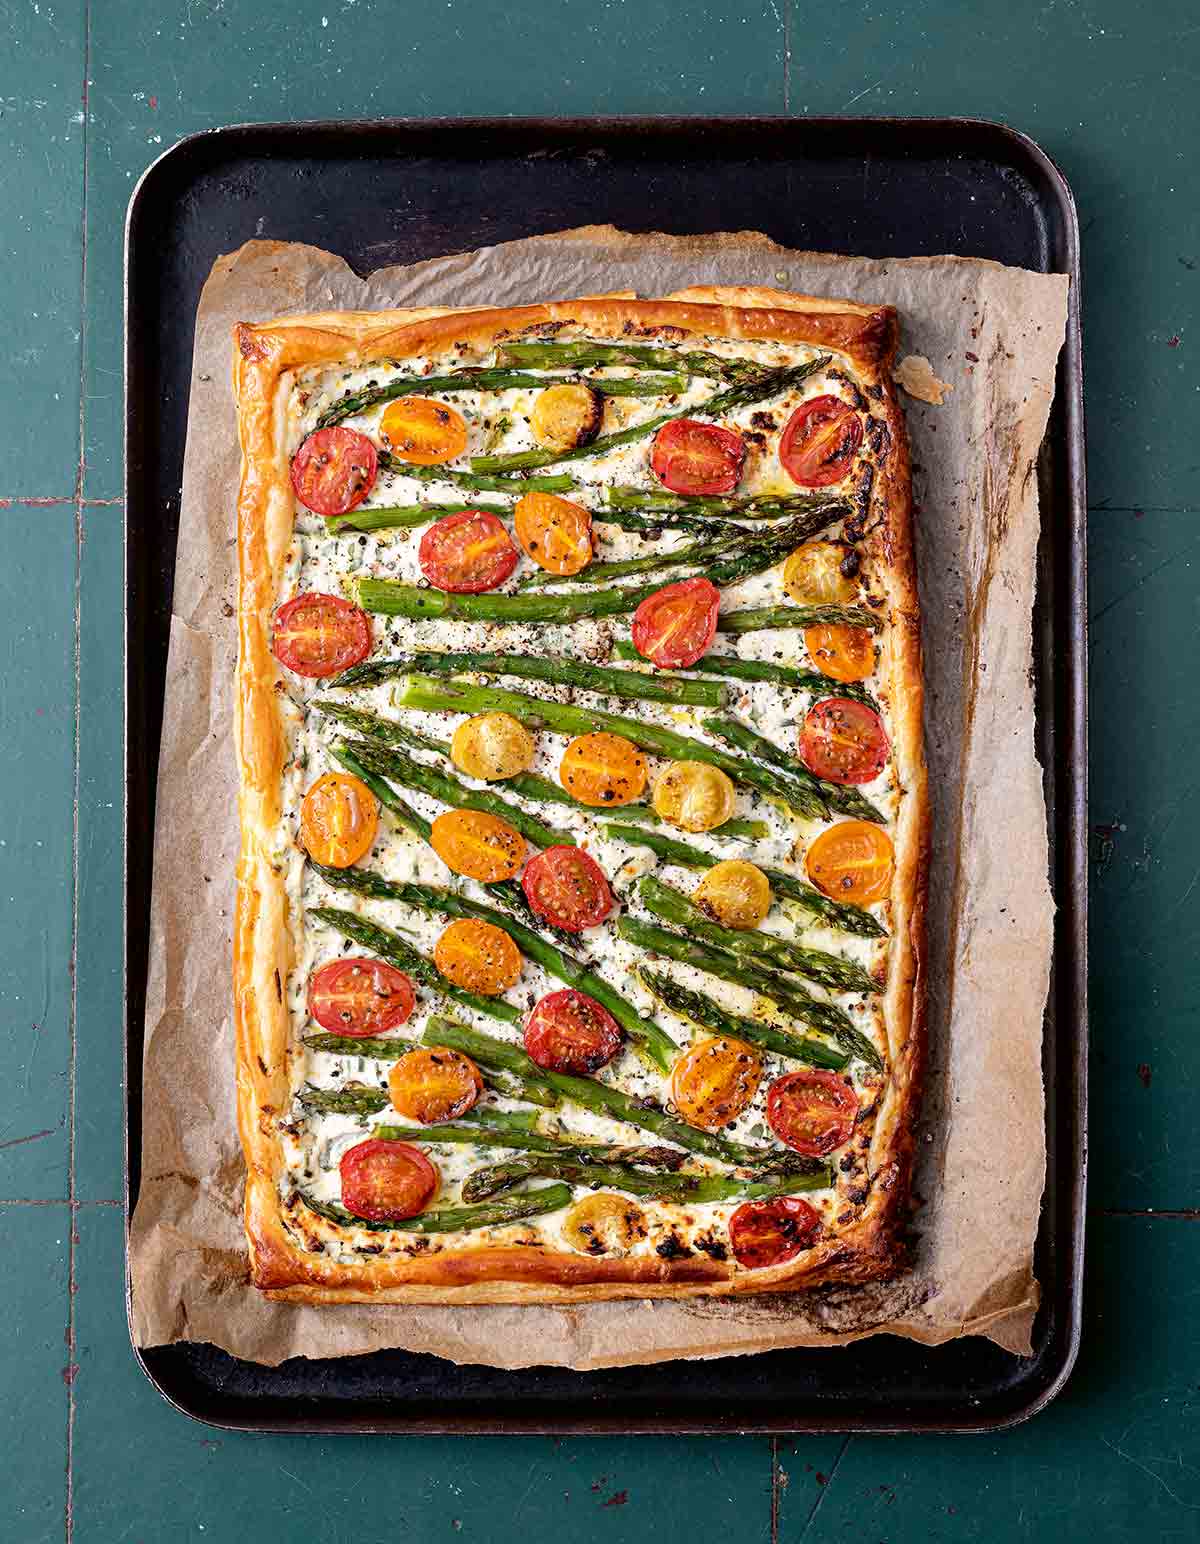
xmin=128 ymin=228 xmax=1068 ymax=1367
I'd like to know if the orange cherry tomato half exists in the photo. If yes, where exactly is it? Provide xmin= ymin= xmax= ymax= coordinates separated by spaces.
xmin=429 ymin=809 xmax=526 ymax=882
xmin=339 ymin=1138 xmax=438 ymax=1221
xmin=670 ymin=1037 xmax=763 ymax=1131
xmin=651 ymin=418 xmax=746 ymax=496
xmin=387 ymin=1046 xmax=483 ymax=1125
xmin=799 ymin=698 xmax=890 ymax=786
xmin=513 ymin=491 xmax=593 ymax=576
xmin=631 ymin=577 xmax=720 ymax=669
xmin=419 ymin=509 xmax=519 ymax=593
xmin=729 ymin=1196 xmax=822 ymax=1269
xmin=290 ymin=426 xmax=378 ymax=516
xmin=558 ymin=732 xmax=647 ymax=808
xmin=300 ymin=772 xmax=379 ymax=868
xmin=525 ymin=989 xmax=623 ymax=1075
xmin=803 ymin=623 xmax=876 ymax=683
xmin=271 ymin=591 xmax=372 ymax=678
xmin=766 ymin=1070 xmax=858 ymax=1156
xmin=433 ymin=917 xmax=523 ymax=996
xmin=805 ymin=821 xmax=895 ymax=905
xmin=779 ymin=395 xmax=863 ymax=488
xmin=308 ymin=957 xmax=416 ymax=1037
xmin=379 ymin=396 xmax=469 ymax=465
xmin=521 ymin=845 xmax=614 ymax=933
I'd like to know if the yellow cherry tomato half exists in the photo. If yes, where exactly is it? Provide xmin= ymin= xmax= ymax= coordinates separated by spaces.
xmin=694 ymin=860 xmax=771 ymax=931
xmin=513 ymin=490 xmax=594 ymax=576
xmin=559 ymin=732 xmax=647 ymax=808
xmin=430 ymin=809 xmax=526 ymax=882
xmin=782 ymin=541 xmax=859 ymax=606
xmin=451 ymin=712 xmax=536 ymax=781
xmin=530 ymin=383 xmax=602 ymax=452
xmin=671 ymin=1037 xmax=763 ymax=1131
xmin=805 ymin=820 xmax=895 ymax=905
xmin=562 ymin=1192 xmax=648 ymax=1256
xmin=388 ymin=1046 xmax=483 ymax=1125
xmin=300 ymin=772 xmax=379 ymax=868
xmin=433 ymin=917 xmax=523 ymax=996
xmin=379 ymin=396 xmax=469 ymax=465
xmin=651 ymin=760 xmax=736 ymax=833
xmin=803 ymin=623 xmax=875 ymax=683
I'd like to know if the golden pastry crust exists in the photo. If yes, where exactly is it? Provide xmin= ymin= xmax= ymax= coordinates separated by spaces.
xmin=232 ymin=291 xmax=928 ymax=1304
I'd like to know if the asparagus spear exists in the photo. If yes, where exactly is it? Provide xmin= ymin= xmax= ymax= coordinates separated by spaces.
xmin=605 ymin=486 xmax=849 ymax=520
xmin=425 ymin=1017 xmax=787 ymax=1166
xmin=462 ymin=1157 xmax=830 ymax=1204
xmin=600 ymin=822 xmax=886 ymax=940
xmin=707 ymin=716 xmax=885 ymax=825
xmin=393 ymin=675 xmax=830 ymax=821
xmin=609 ymin=638 xmax=879 ymax=710
xmin=353 ymin=514 xmax=813 ymax=625
xmin=717 ymin=603 xmax=880 ymax=634
xmin=616 ymin=807 xmax=769 ymax=840
xmin=308 ymin=905 xmax=523 ymax=1026
xmin=376 ymin=459 xmax=577 ymax=494
xmin=298 ymin=1083 xmax=388 ymax=1117
xmin=596 ymin=506 xmax=756 ymax=539
xmin=299 ymin=1184 xmax=573 ymax=1233
xmin=309 ymin=867 xmax=679 ymax=1073
xmin=300 ymin=1036 xmax=558 ymax=1107
xmin=317 ymin=370 xmax=687 ymax=428
xmin=330 ymin=651 xmax=726 ymax=709
xmin=518 ymin=530 xmax=742 ymax=590
xmin=376 ymin=1119 xmax=687 ymax=1167
xmin=495 ymin=340 xmax=758 ymax=380
xmin=471 ymin=359 xmax=831 ymax=473
xmin=636 ymin=968 xmax=848 ymax=1070
xmin=325 ymin=501 xmax=509 ymax=534
xmin=638 ymin=875 xmax=880 ymax=997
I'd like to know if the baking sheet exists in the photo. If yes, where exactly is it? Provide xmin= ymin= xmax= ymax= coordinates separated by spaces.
xmin=128 ymin=227 xmax=1068 ymax=1368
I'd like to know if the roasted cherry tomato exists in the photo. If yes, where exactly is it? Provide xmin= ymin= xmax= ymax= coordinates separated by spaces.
xmin=525 ymin=989 xmax=622 ymax=1074
xmin=805 ymin=821 xmax=895 ymax=905
xmin=766 ymin=1070 xmax=858 ymax=1156
xmin=379 ymin=396 xmax=468 ymax=465
xmin=339 ymin=1138 xmax=438 ymax=1221
xmin=433 ymin=917 xmax=523 ymax=996
xmin=651 ymin=418 xmax=746 ymax=496
xmin=670 ymin=1036 xmax=763 ymax=1131
xmin=387 ymin=1046 xmax=483 ymax=1125
xmin=308 ymin=957 xmax=416 ymax=1036
xmin=451 ymin=712 xmax=535 ymax=781
xmin=729 ymin=1196 xmax=822 ymax=1269
xmin=631 ymin=576 xmax=720 ymax=669
xmin=799 ymin=698 xmax=890 ymax=786
xmin=271 ymin=591 xmax=372 ymax=679
xmin=419 ymin=509 xmax=519 ymax=593
xmin=290 ymin=426 xmax=378 ymax=516
xmin=429 ymin=809 xmax=526 ymax=882
xmin=694 ymin=860 xmax=771 ymax=931
xmin=300 ymin=772 xmax=379 ymax=868
xmin=783 ymin=541 xmax=859 ymax=606
xmin=804 ymin=623 xmax=875 ymax=683
xmin=779 ymin=395 xmax=863 ymax=487
xmin=530 ymin=384 xmax=602 ymax=452
xmin=559 ymin=732 xmax=647 ymax=807
xmin=513 ymin=490 xmax=593 ymax=576
xmin=652 ymin=760 xmax=736 ymax=833
xmin=563 ymin=1192 xmax=648 ymax=1255
xmin=522 ymin=845 xmax=614 ymax=932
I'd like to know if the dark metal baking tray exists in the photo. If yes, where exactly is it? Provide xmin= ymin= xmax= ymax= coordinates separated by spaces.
xmin=124 ymin=115 xmax=1087 ymax=1434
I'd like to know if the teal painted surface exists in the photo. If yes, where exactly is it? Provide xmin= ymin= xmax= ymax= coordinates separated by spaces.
xmin=0 ymin=0 xmax=1197 ymax=1535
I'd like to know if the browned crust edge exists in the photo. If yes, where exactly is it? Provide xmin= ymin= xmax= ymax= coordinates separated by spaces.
xmin=232 ymin=291 xmax=928 ymax=1305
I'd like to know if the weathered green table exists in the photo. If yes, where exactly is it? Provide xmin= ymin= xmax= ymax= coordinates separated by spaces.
xmin=3 ymin=0 xmax=1196 ymax=1536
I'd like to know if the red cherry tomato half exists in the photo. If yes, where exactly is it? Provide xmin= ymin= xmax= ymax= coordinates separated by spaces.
xmin=308 ymin=957 xmax=416 ymax=1037
xmin=632 ymin=577 xmax=720 ymax=669
xmin=521 ymin=845 xmax=614 ymax=933
xmin=729 ymin=1196 xmax=822 ymax=1269
xmin=779 ymin=396 xmax=863 ymax=488
xmin=766 ymin=1070 xmax=859 ymax=1157
xmin=799 ymin=697 xmax=890 ymax=786
xmin=651 ymin=418 xmax=746 ymax=496
xmin=419 ymin=510 xmax=519 ymax=594
xmin=271 ymin=592 xmax=372 ymax=678
xmin=339 ymin=1138 xmax=438 ymax=1221
xmin=290 ymin=426 xmax=378 ymax=516
xmin=524 ymin=989 xmax=623 ymax=1075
